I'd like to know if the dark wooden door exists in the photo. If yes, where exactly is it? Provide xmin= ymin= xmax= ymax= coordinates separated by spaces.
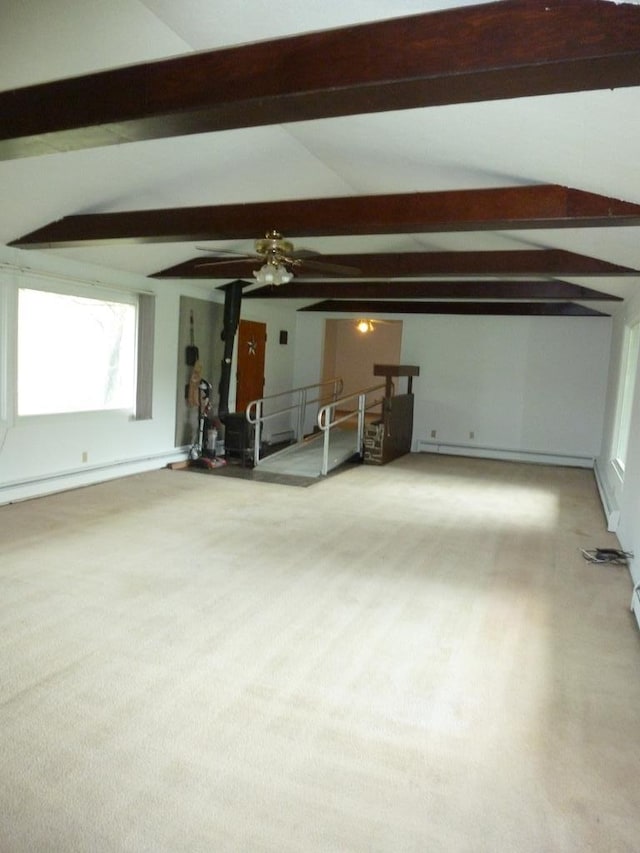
xmin=236 ymin=319 xmax=266 ymax=412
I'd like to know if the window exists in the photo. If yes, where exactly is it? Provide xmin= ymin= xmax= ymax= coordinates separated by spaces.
xmin=0 ymin=282 xmax=11 ymax=426
xmin=612 ymin=321 xmax=640 ymax=476
xmin=18 ymin=287 xmax=137 ymax=416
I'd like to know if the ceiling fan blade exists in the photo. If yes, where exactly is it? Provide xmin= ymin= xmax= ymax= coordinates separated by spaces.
xmin=194 ymin=258 xmax=256 ymax=269
xmin=195 ymin=245 xmax=257 ymax=259
xmin=299 ymin=258 xmax=361 ymax=276
xmin=289 ymin=248 xmax=321 ymax=259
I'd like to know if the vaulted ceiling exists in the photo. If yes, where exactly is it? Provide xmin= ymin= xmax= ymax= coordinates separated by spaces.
xmin=2 ymin=0 xmax=640 ymax=317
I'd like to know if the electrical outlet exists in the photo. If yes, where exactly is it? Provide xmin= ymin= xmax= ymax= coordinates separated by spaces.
xmin=469 ymin=431 xmax=475 ymax=440
xmin=81 ymin=451 xmax=88 ymax=463
xmin=431 ymin=429 xmax=437 ymax=438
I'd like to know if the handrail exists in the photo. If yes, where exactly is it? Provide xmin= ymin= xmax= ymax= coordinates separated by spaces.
xmin=316 ymin=383 xmax=386 ymax=430
xmin=245 ymin=377 xmax=344 ymax=423
xmin=245 ymin=376 xmax=343 ymax=465
xmin=317 ymin=382 xmax=386 ymax=475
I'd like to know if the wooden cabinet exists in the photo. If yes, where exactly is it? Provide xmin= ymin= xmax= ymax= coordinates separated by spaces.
xmin=364 ymin=365 xmax=420 ymax=465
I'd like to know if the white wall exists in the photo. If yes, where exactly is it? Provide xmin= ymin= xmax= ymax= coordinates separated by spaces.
xmin=294 ymin=310 xmax=612 ymax=465
xmin=595 ymin=289 xmax=640 ymax=588
xmin=293 ymin=311 xmax=332 ymax=434
xmin=236 ymin=297 xmax=299 ymax=441
xmin=0 ymin=249 xmax=298 ymax=503
xmin=403 ymin=314 xmax=611 ymax=464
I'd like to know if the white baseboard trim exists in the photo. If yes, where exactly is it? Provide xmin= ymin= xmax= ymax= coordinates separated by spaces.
xmin=0 ymin=448 xmax=189 ymax=505
xmin=414 ymin=440 xmax=594 ymax=469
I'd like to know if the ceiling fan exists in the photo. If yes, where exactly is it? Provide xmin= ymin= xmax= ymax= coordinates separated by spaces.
xmin=195 ymin=229 xmax=359 ymax=284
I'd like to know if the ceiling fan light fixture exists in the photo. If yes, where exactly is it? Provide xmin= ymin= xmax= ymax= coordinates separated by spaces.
xmin=253 ymin=260 xmax=293 ymax=286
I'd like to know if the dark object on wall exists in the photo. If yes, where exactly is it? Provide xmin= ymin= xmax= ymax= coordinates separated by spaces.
xmin=218 ymin=280 xmax=244 ymax=416
xmin=279 ymin=330 xmax=288 ymax=345
xmin=186 ymin=309 xmax=199 ymax=365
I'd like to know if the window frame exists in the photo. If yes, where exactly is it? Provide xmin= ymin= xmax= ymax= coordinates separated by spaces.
xmin=16 ymin=280 xmax=140 ymax=421
xmin=611 ymin=319 xmax=640 ymax=480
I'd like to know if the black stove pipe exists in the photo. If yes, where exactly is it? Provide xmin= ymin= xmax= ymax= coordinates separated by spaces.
xmin=218 ymin=279 xmax=244 ymax=417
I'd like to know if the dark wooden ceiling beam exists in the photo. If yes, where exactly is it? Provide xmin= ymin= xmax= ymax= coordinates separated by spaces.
xmin=153 ymin=248 xmax=638 ymax=280
xmin=300 ymin=300 xmax=608 ymax=317
xmin=2 ymin=0 xmax=640 ymax=160
xmin=13 ymin=186 xmax=640 ymax=249
xmin=244 ymin=280 xmax=621 ymax=301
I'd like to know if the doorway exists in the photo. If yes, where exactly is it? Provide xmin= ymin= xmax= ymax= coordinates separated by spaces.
xmin=236 ymin=319 xmax=267 ymax=412
xmin=321 ymin=318 xmax=403 ymax=404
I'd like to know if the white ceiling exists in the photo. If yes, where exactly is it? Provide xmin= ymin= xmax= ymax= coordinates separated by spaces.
xmin=1 ymin=0 xmax=640 ymax=307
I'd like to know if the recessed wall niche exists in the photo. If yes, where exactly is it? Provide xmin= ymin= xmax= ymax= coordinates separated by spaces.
xmin=174 ymin=296 xmax=224 ymax=448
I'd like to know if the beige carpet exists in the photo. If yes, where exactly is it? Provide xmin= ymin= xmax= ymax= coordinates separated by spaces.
xmin=1 ymin=454 xmax=639 ymax=852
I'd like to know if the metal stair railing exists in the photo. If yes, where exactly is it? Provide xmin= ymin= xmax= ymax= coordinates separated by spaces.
xmin=246 ymin=376 xmax=343 ymax=466
xmin=317 ymin=383 xmax=386 ymax=476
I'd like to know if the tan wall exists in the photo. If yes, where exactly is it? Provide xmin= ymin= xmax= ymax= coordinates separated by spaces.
xmin=322 ymin=318 xmax=402 ymax=400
